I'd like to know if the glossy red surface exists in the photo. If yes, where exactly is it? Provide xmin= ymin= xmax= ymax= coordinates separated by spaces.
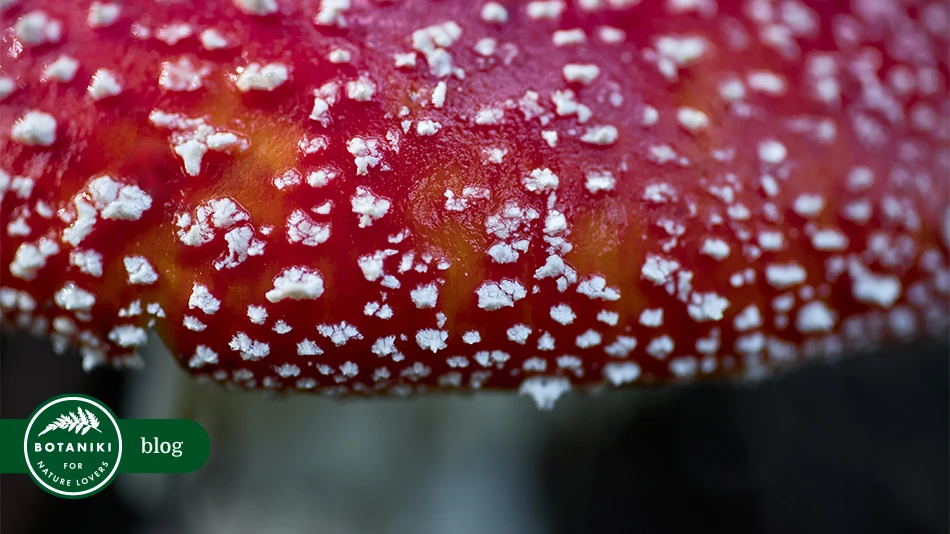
xmin=1 ymin=0 xmax=947 ymax=406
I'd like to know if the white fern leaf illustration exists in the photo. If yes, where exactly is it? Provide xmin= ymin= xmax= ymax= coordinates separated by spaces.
xmin=37 ymin=416 xmax=69 ymax=437
xmin=36 ymin=408 xmax=103 ymax=437
xmin=85 ymin=409 xmax=100 ymax=428
xmin=67 ymin=411 xmax=80 ymax=432
xmin=82 ymin=408 xmax=101 ymax=435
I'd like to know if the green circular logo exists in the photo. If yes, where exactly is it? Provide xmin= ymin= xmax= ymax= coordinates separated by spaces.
xmin=23 ymin=394 xmax=122 ymax=498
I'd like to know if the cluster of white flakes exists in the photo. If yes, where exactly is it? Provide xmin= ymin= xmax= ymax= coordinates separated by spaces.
xmin=553 ymin=28 xmax=586 ymax=47
xmin=246 ymin=305 xmax=268 ymax=325
xmin=793 ymin=194 xmax=829 ymax=223
xmin=431 ymin=81 xmax=448 ymax=108
xmin=652 ymin=34 xmax=707 ymax=80
xmin=317 ymin=321 xmax=362 ymax=346
xmin=810 ymin=228 xmax=849 ymax=251
xmin=686 ymin=292 xmax=730 ymax=323
xmin=765 ymin=262 xmax=808 ymax=289
xmin=551 ymin=89 xmax=592 ymax=122
xmin=346 ymin=75 xmax=376 ymax=101
xmin=556 ymin=355 xmax=582 ymax=376
xmin=598 ymin=25 xmax=626 ymax=43
xmin=233 ymin=62 xmax=288 ymax=92
xmin=733 ymin=304 xmax=763 ymax=332
xmin=475 ymin=350 xmax=510 ymax=368
xmin=150 ymin=110 xmax=248 ymax=176
xmin=54 ymin=282 xmax=96 ymax=312
xmin=363 ymin=301 xmax=394 ymax=320
xmin=487 ymin=240 xmax=528 ymax=264
xmin=522 ymin=168 xmax=559 ymax=193
xmin=215 ymin=225 xmax=266 ymax=270
xmin=69 ymin=249 xmax=104 ymax=277
xmin=273 ymin=363 xmax=301 ymax=379
xmin=576 ymin=329 xmax=602 ymax=349
xmin=563 ymin=63 xmax=600 ymax=85
xmin=286 ymin=209 xmax=330 ymax=246
xmin=188 ymin=345 xmax=218 ymax=369
xmin=351 ymin=186 xmax=391 ymax=227
xmin=585 ymin=170 xmax=616 ymax=193
xmin=272 ymin=169 xmax=302 ymax=190
xmin=444 ymin=186 xmax=490 ymax=212
xmin=639 ymin=308 xmax=663 ymax=327
xmin=487 ymin=203 xmax=541 ymax=240
xmin=173 ymin=197 xmax=267 ymax=271
xmin=295 ymin=339 xmax=323 ymax=356
xmin=580 ymin=125 xmax=619 ymax=145
xmin=87 ymin=69 xmax=123 ymax=101
xmin=577 ymin=276 xmax=621 ymax=301
xmin=411 ymin=21 xmax=463 ymax=78
xmin=645 ymin=335 xmax=675 ymax=359
xmin=474 ymin=107 xmax=505 ymax=126
xmin=758 ymin=230 xmax=785 ymax=251
xmin=416 ymin=329 xmax=448 ymax=352
xmin=416 ymin=120 xmax=442 ymax=136
xmin=641 ymin=254 xmax=680 ymax=285
xmin=519 ymin=376 xmax=571 ymax=411
xmin=314 ymin=0 xmax=351 ymax=27
xmin=328 ymin=48 xmax=352 ymax=63
xmin=14 ymin=10 xmax=62 ymax=46
xmin=526 ymin=0 xmax=566 ymax=20
xmin=701 ymin=238 xmax=731 ymax=260
xmin=476 ymin=279 xmax=527 ymax=310
xmin=604 ymin=362 xmax=641 ymax=386
xmin=410 ymin=283 xmax=439 ymax=309
xmin=346 ymin=137 xmax=384 ymax=175
xmin=123 ymin=256 xmax=159 ymax=285
xmin=357 ymin=249 xmax=397 ymax=282
xmin=848 ymin=259 xmax=902 ymax=307
xmin=795 ymin=301 xmax=836 ymax=334
xmin=61 ymin=175 xmax=153 ymax=246
xmin=265 ymin=266 xmax=325 ymax=303
xmin=180 ymin=27 xmax=233 ymax=51
xmin=549 ymin=303 xmax=576 ymax=325
xmin=506 ymin=324 xmax=532 ymax=344
xmin=481 ymin=2 xmax=509 ymax=24
xmin=159 ymin=57 xmax=211 ymax=92
xmin=394 ymin=52 xmax=417 ymax=68
xmin=189 ymin=283 xmax=221 ymax=315
xmin=108 ymin=325 xmax=148 ymax=348
xmin=677 ymin=107 xmax=709 ymax=131
xmin=534 ymin=254 xmax=577 ymax=292
xmin=229 ymin=332 xmax=270 ymax=361
xmin=42 ymin=55 xmax=80 ymax=83
xmin=11 ymin=110 xmax=57 ymax=146
xmin=758 ymin=139 xmax=788 ymax=164
xmin=0 ymin=77 xmax=14 ymax=100
xmin=152 ymin=22 xmax=195 ymax=45
xmin=235 ymin=0 xmax=278 ymax=16
xmin=304 ymin=167 xmax=337 ymax=188
xmin=597 ymin=310 xmax=619 ymax=326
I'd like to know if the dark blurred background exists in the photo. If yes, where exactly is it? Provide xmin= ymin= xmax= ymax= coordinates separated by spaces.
xmin=2 ymin=330 xmax=948 ymax=534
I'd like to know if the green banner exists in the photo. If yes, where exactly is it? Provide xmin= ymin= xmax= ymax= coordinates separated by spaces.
xmin=0 ymin=394 xmax=210 ymax=498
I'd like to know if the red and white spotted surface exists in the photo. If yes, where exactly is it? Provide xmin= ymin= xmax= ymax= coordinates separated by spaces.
xmin=1 ymin=0 xmax=948 ymax=408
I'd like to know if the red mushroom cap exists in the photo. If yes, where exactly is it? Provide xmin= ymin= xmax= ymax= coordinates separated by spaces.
xmin=1 ymin=0 xmax=948 ymax=408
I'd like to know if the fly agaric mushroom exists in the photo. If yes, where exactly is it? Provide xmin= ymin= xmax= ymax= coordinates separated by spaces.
xmin=1 ymin=0 xmax=948 ymax=409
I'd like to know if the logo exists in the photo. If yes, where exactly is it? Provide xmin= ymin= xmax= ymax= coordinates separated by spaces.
xmin=23 ymin=394 xmax=122 ymax=498
xmin=2 ymin=393 xmax=210 ymax=498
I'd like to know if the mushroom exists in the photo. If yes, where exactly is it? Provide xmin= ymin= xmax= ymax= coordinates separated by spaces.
xmin=1 ymin=0 xmax=947 ymax=409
